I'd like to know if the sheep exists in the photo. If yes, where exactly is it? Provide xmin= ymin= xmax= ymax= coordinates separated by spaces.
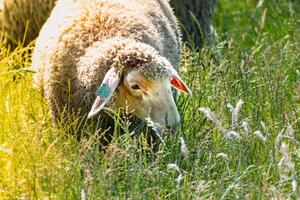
xmin=32 ymin=0 xmax=192 ymax=133
xmin=0 ymin=0 xmax=56 ymax=46
xmin=170 ymin=0 xmax=218 ymax=46
xmin=0 ymin=0 xmax=216 ymax=47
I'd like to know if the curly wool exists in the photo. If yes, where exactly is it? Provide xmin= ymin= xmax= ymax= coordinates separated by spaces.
xmin=32 ymin=0 xmax=181 ymax=120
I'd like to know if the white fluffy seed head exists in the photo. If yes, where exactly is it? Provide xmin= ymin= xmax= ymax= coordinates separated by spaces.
xmin=242 ymin=120 xmax=250 ymax=137
xmin=81 ymin=189 xmax=86 ymax=200
xmin=292 ymin=179 xmax=298 ymax=194
xmin=167 ymin=163 xmax=183 ymax=183
xmin=199 ymin=107 xmax=226 ymax=132
xmin=235 ymin=99 xmax=244 ymax=114
xmin=180 ymin=137 xmax=189 ymax=161
xmin=225 ymin=131 xmax=242 ymax=140
xmin=260 ymin=121 xmax=269 ymax=136
xmin=199 ymin=107 xmax=216 ymax=122
xmin=253 ymin=130 xmax=267 ymax=143
xmin=287 ymin=125 xmax=294 ymax=137
xmin=275 ymin=128 xmax=285 ymax=148
xmin=227 ymin=99 xmax=244 ymax=129
xmin=280 ymin=143 xmax=294 ymax=171
xmin=167 ymin=163 xmax=180 ymax=171
xmin=216 ymin=153 xmax=229 ymax=160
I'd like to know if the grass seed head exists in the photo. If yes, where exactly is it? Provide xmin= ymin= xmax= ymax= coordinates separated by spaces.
xmin=275 ymin=128 xmax=285 ymax=148
xmin=199 ymin=107 xmax=226 ymax=132
xmin=280 ymin=143 xmax=294 ymax=171
xmin=241 ymin=120 xmax=250 ymax=139
xmin=81 ymin=189 xmax=86 ymax=200
xmin=167 ymin=163 xmax=183 ymax=183
xmin=225 ymin=131 xmax=242 ymax=140
xmin=180 ymin=137 xmax=189 ymax=161
xmin=253 ymin=130 xmax=267 ymax=143
xmin=227 ymin=99 xmax=244 ymax=129
xmin=260 ymin=121 xmax=269 ymax=136
xmin=287 ymin=125 xmax=294 ymax=137
xmin=216 ymin=153 xmax=229 ymax=161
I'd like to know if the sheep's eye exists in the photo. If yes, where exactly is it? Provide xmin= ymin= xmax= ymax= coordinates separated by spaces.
xmin=130 ymin=83 xmax=141 ymax=90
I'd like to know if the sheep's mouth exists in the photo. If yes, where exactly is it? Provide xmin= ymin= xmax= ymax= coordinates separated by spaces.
xmin=166 ymin=126 xmax=178 ymax=134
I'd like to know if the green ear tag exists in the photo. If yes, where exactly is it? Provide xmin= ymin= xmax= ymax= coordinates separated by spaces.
xmin=96 ymin=83 xmax=110 ymax=98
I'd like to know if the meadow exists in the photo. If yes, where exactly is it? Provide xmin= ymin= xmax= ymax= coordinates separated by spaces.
xmin=0 ymin=0 xmax=300 ymax=199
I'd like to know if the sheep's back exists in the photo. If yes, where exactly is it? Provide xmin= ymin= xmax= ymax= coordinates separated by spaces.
xmin=34 ymin=0 xmax=180 ymax=70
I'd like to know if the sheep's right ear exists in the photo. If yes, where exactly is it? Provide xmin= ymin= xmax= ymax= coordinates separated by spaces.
xmin=88 ymin=66 xmax=121 ymax=118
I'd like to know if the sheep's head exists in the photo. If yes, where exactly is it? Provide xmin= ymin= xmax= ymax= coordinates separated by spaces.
xmin=88 ymin=52 xmax=191 ymax=129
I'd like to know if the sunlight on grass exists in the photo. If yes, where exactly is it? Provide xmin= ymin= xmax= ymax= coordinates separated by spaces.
xmin=0 ymin=44 xmax=81 ymax=198
xmin=0 ymin=0 xmax=300 ymax=199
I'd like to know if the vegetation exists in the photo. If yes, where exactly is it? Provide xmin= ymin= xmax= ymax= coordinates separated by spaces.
xmin=0 ymin=0 xmax=300 ymax=199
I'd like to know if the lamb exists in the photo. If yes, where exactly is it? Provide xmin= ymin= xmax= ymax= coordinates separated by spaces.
xmin=32 ymin=0 xmax=192 ymax=131
xmin=0 ymin=0 xmax=216 ymax=47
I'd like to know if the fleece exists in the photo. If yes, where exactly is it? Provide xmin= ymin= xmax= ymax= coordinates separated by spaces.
xmin=32 ymin=0 xmax=181 ymax=121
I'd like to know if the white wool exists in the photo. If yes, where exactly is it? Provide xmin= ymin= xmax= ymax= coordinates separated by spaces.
xmin=31 ymin=0 xmax=181 ymax=123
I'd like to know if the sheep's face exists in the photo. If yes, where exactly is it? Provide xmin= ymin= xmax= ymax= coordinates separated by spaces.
xmin=116 ymin=70 xmax=181 ymax=129
xmin=88 ymin=65 xmax=191 ymax=130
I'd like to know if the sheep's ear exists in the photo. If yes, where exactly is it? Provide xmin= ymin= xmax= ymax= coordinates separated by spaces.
xmin=88 ymin=66 xmax=121 ymax=118
xmin=170 ymin=75 xmax=192 ymax=95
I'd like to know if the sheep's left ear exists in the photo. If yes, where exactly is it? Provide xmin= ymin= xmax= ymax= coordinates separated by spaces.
xmin=170 ymin=75 xmax=192 ymax=95
xmin=88 ymin=66 xmax=121 ymax=118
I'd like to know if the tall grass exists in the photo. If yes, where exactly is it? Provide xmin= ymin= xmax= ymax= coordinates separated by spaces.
xmin=0 ymin=0 xmax=300 ymax=199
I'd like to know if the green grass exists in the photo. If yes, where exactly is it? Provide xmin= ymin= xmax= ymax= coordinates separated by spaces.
xmin=1 ymin=0 xmax=300 ymax=199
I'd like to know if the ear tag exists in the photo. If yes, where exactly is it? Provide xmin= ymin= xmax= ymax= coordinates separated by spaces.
xmin=96 ymin=83 xmax=111 ymax=98
xmin=171 ymin=77 xmax=184 ymax=89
